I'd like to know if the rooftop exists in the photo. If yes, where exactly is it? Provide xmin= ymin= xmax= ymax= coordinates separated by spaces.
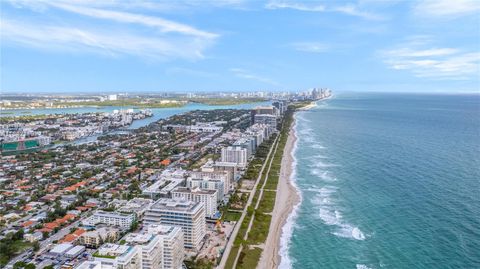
xmin=98 ymin=243 xmax=131 ymax=257
xmin=173 ymin=187 xmax=217 ymax=195
xmin=124 ymin=233 xmax=154 ymax=244
xmin=150 ymin=198 xmax=201 ymax=212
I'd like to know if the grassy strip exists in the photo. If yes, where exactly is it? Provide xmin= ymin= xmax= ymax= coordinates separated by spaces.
xmin=247 ymin=212 xmax=272 ymax=245
xmin=224 ymin=245 xmax=240 ymax=269
xmin=257 ymin=190 xmax=276 ymax=214
xmin=237 ymin=247 xmax=263 ymax=269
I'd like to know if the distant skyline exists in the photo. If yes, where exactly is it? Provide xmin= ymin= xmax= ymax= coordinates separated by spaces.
xmin=1 ymin=0 xmax=479 ymax=93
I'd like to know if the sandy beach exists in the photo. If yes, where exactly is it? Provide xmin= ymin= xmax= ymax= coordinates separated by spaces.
xmin=298 ymin=102 xmax=316 ymax=110
xmin=258 ymin=117 xmax=300 ymax=269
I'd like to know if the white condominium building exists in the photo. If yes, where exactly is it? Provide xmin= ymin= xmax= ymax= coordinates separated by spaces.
xmin=212 ymin=162 xmax=239 ymax=184
xmin=82 ymin=210 xmax=135 ymax=229
xmin=143 ymin=199 xmax=206 ymax=251
xmin=124 ymin=233 xmax=163 ymax=269
xmin=92 ymin=243 xmax=142 ymax=269
xmin=146 ymin=224 xmax=184 ymax=269
xmin=254 ymin=114 xmax=277 ymax=129
xmin=186 ymin=177 xmax=224 ymax=202
xmin=188 ymin=170 xmax=231 ymax=196
xmin=172 ymin=187 xmax=218 ymax=219
xmin=221 ymin=146 xmax=248 ymax=168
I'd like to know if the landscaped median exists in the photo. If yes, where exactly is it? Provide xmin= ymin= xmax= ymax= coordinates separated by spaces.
xmin=224 ymin=103 xmax=304 ymax=269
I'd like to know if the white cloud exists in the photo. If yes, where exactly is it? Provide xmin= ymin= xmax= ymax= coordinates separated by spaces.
xmin=230 ymin=68 xmax=281 ymax=86
xmin=0 ymin=19 xmax=213 ymax=60
xmin=266 ymin=1 xmax=325 ymax=12
xmin=2 ymin=1 xmax=218 ymax=60
xmin=7 ymin=0 xmax=249 ymax=13
xmin=331 ymin=4 xmax=385 ymax=21
xmin=48 ymin=3 xmax=217 ymax=39
xmin=413 ymin=0 xmax=480 ymax=17
xmin=290 ymin=42 xmax=329 ymax=53
xmin=382 ymin=41 xmax=480 ymax=79
xmin=265 ymin=0 xmax=385 ymax=20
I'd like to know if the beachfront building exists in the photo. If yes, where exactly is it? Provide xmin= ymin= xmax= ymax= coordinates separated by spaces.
xmin=272 ymin=100 xmax=287 ymax=114
xmin=124 ymin=233 xmax=163 ymax=269
xmin=82 ymin=210 xmax=135 ymax=230
xmin=92 ymin=243 xmax=142 ymax=269
xmin=233 ymin=137 xmax=257 ymax=158
xmin=146 ymin=224 xmax=184 ymax=269
xmin=200 ymin=160 xmax=239 ymax=188
xmin=254 ymin=114 xmax=277 ymax=129
xmin=246 ymin=123 xmax=274 ymax=146
xmin=188 ymin=170 xmax=231 ymax=196
xmin=213 ymin=162 xmax=239 ymax=183
xmin=252 ymin=106 xmax=278 ymax=116
xmin=172 ymin=187 xmax=218 ymax=219
xmin=221 ymin=146 xmax=248 ymax=168
xmin=186 ymin=177 xmax=224 ymax=202
xmin=143 ymin=199 xmax=206 ymax=251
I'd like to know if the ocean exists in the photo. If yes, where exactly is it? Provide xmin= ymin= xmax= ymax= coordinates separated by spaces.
xmin=282 ymin=93 xmax=480 ymax=269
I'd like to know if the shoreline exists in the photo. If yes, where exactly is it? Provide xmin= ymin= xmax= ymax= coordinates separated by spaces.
xmin=258 ymin=112 xmax=301 ymax=269
xmin=298 ymin=101 xmax=317 ymax=110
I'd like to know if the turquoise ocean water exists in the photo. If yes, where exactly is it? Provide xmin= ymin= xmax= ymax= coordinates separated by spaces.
xmin=281 ymin=93 xmax=480 ymax=269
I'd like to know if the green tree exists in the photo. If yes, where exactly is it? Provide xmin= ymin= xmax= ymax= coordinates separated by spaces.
xmin=25 ymin=263 xmax=36 ymax=269
xmin=13 ymin=261 xmax=26 ymax=269
xmin=33 ymin=241 xmax=40 ymax=252
xmin=13 ymin=229 xmax=24 ymax=241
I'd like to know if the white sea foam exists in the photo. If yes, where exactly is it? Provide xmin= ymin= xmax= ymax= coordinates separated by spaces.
xmin=298 ymin=127 xmax=313 ymax=136
xmin=311 ymin=143 xmax=326 ymax=149
xmin=334 ymin=224 xmax=366 ymax=240
xmin=310 ymin=185 xmax=367 ymax=241
xmin=296 ymin=114 xmax=311 ymax=123
xmin=310 ymin=161 xmax=339 ymax=169
xmin=310 ymin=169 xmax=337 ymax=181
xmin=303 ymin=135 xmax=315 ymax=143
xmin=319 ymin=208 xmax=341 ymax=225
xmin=279 ymin=113 xmax=301 ymax=269
xmin=356 ymin=264 xmax=373 ymax=269
xmin=316 ymin=186 xmax=337 ymax=195
xmin=298 ymin=126 xmax=315 ymax=143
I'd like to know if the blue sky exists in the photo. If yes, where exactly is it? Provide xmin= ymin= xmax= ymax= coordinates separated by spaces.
xmin=1 ymin=0 xmax=479 ymax=93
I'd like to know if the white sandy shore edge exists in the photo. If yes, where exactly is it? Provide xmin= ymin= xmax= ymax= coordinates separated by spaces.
xmin=258 ymin=115 xmax=300 ymax=269
xmin=298 ymin=102 xmax=317 ymax=110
